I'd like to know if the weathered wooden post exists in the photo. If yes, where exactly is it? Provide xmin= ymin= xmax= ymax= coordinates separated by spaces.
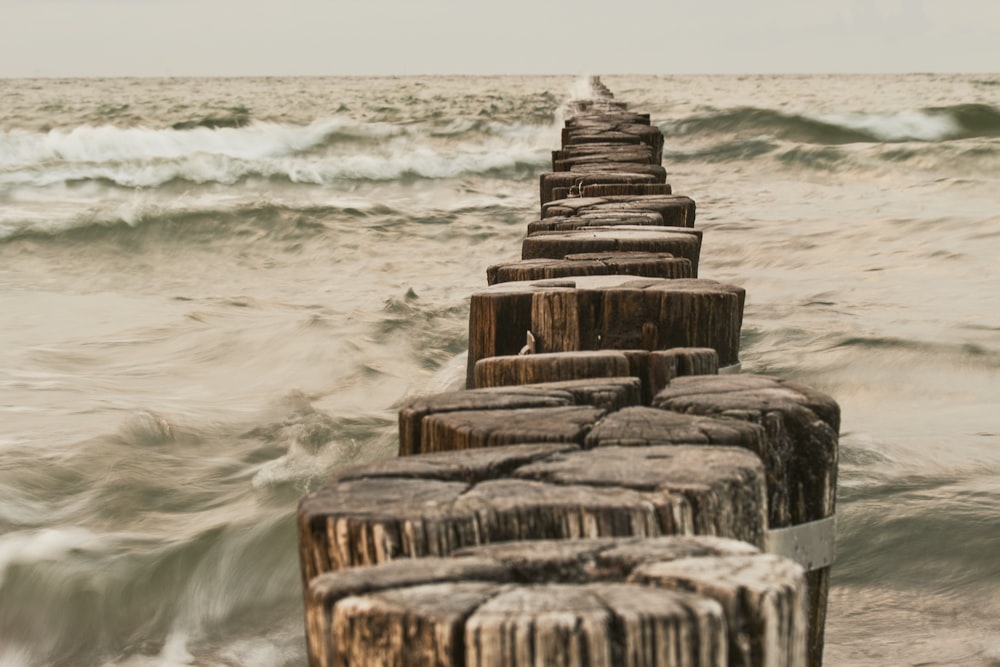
xmin=487 ymin=252 xmax=693 ymax=284
xmin=298 ymin=443 xmax=768 ymax=580
xmin=305 ymin=536 xmax=807 ymax=667
xmin=466 ymin=276 xmax=743 ymax=387
xmin=296 ymin=77 xmax=838 ymax=667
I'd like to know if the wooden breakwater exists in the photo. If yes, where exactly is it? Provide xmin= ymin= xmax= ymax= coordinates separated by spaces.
xmin=297 ymin=77 xmax=839 ymax=667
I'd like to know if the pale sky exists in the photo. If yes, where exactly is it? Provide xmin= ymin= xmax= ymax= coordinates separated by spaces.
xmin=1 ymin=0 xmax=997 ymax=78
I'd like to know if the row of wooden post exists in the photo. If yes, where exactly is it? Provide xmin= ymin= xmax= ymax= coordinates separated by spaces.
xmin=297 ymin=78 xmax=839 ymax=666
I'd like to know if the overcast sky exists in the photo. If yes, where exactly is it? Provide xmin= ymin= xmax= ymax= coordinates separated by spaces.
xmin=1 ymin=0 xmax=997 ymax=78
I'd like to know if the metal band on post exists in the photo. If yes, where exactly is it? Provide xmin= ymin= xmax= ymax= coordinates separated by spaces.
xmin=766 ymin=514 xmax=837 ymax=571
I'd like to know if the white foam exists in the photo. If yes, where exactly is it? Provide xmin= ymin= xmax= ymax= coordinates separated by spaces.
xmin=0 ymin=646 xmax=35 ymax=667
xmin=813 ymin=109 xmax=963 ymax=142
xmin=0 ymin=527 xmax=109 ymax=587
xmin=0 ymin=121 xmax=551 ymax=191
xmin=0 ymin=118 xmax=351 ymax=169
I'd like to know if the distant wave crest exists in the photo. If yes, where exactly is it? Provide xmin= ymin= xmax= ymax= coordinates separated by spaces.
xmin=663 ymin=103 xmax=1000 ymax=144
xmin=0 ymin=118 xmax=552 ymax=188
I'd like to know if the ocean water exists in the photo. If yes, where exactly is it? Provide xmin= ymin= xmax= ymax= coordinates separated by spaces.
xmin=1 ymin=74 xmax=998 ymax=666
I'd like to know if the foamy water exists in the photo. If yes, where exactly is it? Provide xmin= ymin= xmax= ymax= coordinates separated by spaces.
xmin=1 ymin=74 xmax=998 ymax=666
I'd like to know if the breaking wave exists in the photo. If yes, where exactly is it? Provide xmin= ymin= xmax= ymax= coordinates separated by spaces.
xmin=662 ymin=103 xmax=1000 ymax=144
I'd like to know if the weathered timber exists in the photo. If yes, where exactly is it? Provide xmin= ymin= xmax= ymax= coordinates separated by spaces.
xmin=472 ymin=350 xmax=630 ymax=389
xmin=585 ymin=406 xmax=767 ymax=450
xmin=564 ymin=99 xmax=630 ymax=114
xmin=621 ymin=348 xmax=720 ymax=404
xmin=580 ymin=183 xmax=674 ymax=198
xmin=524 ymin=377 xmax=642 ymax=411
xmin=539 ymin=171 xmax=664 ymax=209
xmin=653 ymin=375 xmax=839 ymax=529
xmin=297 ymin=443 xmax=768 ymax=581
xmin=554 ymin=143 xmax=655 ymax=162
xmin=306 ymin=536 xmax=802 ymax=667
xmin=541 ymin=196 xmax=696 ymax=227
xmin=528 ymin=212 xmax=668 ymax=234
xmin=653 ymin=374 xmax=840 ymax=667
xmin=569 ymin=162 xmax=667 ymax=180
xmin=521 ymin=227 xmax=702 ymax=273
xmin=565 ymin=111 xmax=650 ymax=125
xmin=630 ymin=554 xmax=808 ymax=667
xmin=562 ymin=124 xmax=664 ymax=163
xmin=420 ymin=405 xmax=605 ymax=452
xmin=467 ymin=275 xmax=742 ymax=387
xmin=398 ymin=386 xmax=576 ymax=457
xmin=472 ymin=348 xmax=718 ymax=405
xmin=487 ymin=252 xmax=693 ymax=285
xmin=399 ymin=379 xmax=643 ymax=455
xmin=554 ymin=147 xmax=656 ymax=171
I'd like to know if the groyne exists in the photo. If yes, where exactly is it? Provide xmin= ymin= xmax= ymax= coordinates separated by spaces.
xmin=297 ymin=77 xmax=839 ymax=666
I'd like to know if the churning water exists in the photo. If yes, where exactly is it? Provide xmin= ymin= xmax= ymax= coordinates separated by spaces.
xmin=1 ymin=74 xmax=998 ymax=666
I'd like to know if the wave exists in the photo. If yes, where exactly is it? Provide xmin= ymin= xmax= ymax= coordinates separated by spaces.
xmin=662 ymin=103 xmax=1000 ymax=144
xmin=0 ymin=199 xmax=402 ymax=244
xmin=0 ymin=117 xmax=552 ymax=189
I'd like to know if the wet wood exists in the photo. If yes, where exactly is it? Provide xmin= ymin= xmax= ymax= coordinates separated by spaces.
xmin=471 ymin=349 xmax=718 ymax=406
xmin=541 ymin=196 xmax=696 ymax=227
xmin=527 ymin=212 xmax=669 ymax=234
xmin=563 ymin=124 xmax=665 ymax=163
xmin=621 ymin=348 xmax=720 ymax=404
xmin=630 ymin=554 xmax=808 ymax=667
xmin=486 ymin=252 xmax=693 ymax=285
xmin=585 ymin=406 xmax=767 ymax=450
xmin=398 ymin=386 xmax=577 ymax=456
xmin=653 ymin=374 xmax=840 ymax=666
xmin=467 ymin=275 xmax=743 ymax=387
xmin=529 ymin=277 xmax=744 ymax=362
xmin=539 ymin=171 xmax=663 ymax=208
xmin=579 ymin=183 xmax=674 ymax=198
xmin=306 ymin=536 xmax=801 ymax=667
xmin=521 ymin=227 xmax=702 ymax=273
xmin=472 ymin=350 xmax=631 ymax=389
xmin=518 ymin=376 xmax=642 ymax=411
xmin=419 ymin=405 xmax=605 ymax=452
xmin=298 ymin=80 xmax=838 ymax=667
xmin=569 ymin=163 xmax=667 ymax=180
xmin=399 ymin=379 xmax=643 ymax=455
xmin=298 ymin=443 xmax=768 ymax=581
xmin=553 ymin=146 xmax=657 ymax=171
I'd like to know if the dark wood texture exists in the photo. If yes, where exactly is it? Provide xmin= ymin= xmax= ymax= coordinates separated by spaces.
xmin=528 ymin=212 xmax=670 ymax=234
xmin=653 ymin=374 xmax=840 ymax=667
xmin=539 ymin=172 xmax=664 ymax=209
xmin=472 ymin=351 xmax=631 ymax=389
xmin=305 ymin=536 xmax=805 ymax=667
xmin=521 ymin=227 xmax=702 ymax=273
xmin=298 ymin=443 xmax=768 ymax=581
xmin=467 ymin=276 xmax=743 ymax=387
xmin=540 ymin=196 xmax=696 ymax=227
xmin=486 ymin=252 xmax=693 ymax=285
xmin=398 ymin=386 xmax=577 ymax=456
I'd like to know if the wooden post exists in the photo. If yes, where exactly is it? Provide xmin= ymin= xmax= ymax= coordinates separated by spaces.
xmin=652 ymin=375 xmax=839 ymax=667
xmin=487 ymin=252 xmax=693 ymax=285
xmin=297 ymin=78 xmax=839 ymax=667
xmin=467 ymin=275 xmax=743 ymax=387
xmin=305 ymin=536 xmax=806 ymax=667
xmin=298 ymin=442 xmax=768 ymax=581
xmin=521 ymin=228 xmax=702 ymax=272
xmin=472 ymin=348 xmax=719 ymax=404
xmin=539 ymin=195 xmax=696 ymax=227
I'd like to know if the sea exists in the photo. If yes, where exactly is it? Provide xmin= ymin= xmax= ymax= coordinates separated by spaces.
xmin=1 ymin=74 xmax=998 ymax=667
